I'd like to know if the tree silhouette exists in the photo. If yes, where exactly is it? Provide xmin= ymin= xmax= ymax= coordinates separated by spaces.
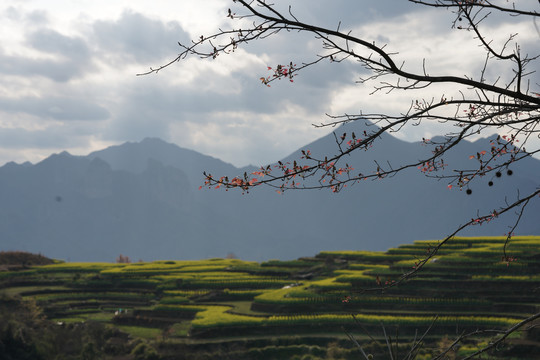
xmin=141 ymin=0 xmax=540 ymax=357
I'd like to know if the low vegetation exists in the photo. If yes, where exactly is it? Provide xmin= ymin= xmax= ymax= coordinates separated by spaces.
xmin=0 ymin=236 xmax=538 ymax=359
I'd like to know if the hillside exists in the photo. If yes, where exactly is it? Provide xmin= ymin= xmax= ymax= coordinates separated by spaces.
xmin=1 ymin=236 xmax=538 ymax=359
xmin=0 ymin=251 xmax=55 ymax=266
xmin=0 ymin=124 xmax=539 ymax=262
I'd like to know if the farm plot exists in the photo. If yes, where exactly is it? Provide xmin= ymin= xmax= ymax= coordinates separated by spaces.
xmin=1 ymin=235 xmax=538 ymax=359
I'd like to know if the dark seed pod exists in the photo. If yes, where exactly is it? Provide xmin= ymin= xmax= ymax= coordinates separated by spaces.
xmin=507 ymin=169 xmax=513 ymax=176
xmin=488 ymin=181 xmax=494 ymax=187
xmin=496 ymin=171 xmax=502 ymax=178
xmin=466 ymin=189 xmax=472 ymax=195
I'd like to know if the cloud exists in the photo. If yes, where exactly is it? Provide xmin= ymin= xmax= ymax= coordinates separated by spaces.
xmin=0 ymin=28 xmax=92 ymax=82
xmin=0 ymin=96 xmax=110 ymax=121
xmin=92 ymin=10 xmax=191 ymax=64
xmin=0 ymin=126 xmax=85 ymax=149
xmin=0 ymin=1 xmax=537 ymax=168
xmin=0 ymin=53 xmax=87 ymax=83
xmin=169 ymin=106 xmax=332 ymax=167
xmin=0 ymin=123 xmax=116 ymax=166
xmin=4 ymin=6 xmax=49 ymax=26
xmin=28 ymin=28 xmax=90 ymax=58
xmin=235 ymin=0 xmax=419 ymax=31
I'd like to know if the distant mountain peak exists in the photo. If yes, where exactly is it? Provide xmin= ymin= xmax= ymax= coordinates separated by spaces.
xmin=1 ymin=129 xmax=537 ymax=263
xmin=140 ymin=137 xmax=168 ymax=144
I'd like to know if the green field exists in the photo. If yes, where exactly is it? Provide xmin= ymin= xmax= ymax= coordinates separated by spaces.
xmin=1 ymin=236 xmax=539 ymax=359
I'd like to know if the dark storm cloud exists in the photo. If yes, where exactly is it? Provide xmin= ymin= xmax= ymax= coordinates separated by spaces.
xmin=92 ymin=10 xmax=190 ymax=63
xmin=0 ymin=29 xmax=91 ymax=82
xmin=0 ymin=96 xmax=109 ymax=121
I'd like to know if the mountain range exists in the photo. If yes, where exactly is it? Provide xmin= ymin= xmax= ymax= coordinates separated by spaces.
xmin=1 ymin=123 xmax=539 ymax=262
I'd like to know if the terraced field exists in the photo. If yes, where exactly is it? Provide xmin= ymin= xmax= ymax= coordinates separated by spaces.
xmin=1 ymin=236 xmax=539 ymax=359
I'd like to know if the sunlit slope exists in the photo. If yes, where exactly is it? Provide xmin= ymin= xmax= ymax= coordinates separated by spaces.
xmin=1 ymin=236 xmax=537 ymax=344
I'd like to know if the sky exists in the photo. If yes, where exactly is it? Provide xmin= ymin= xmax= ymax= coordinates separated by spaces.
xmin=0 ymin=0 xmax=538 ymax=168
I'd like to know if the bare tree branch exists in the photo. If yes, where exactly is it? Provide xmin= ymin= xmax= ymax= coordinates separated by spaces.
xmin=142 ymin=1 xmax=540 ymax=357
